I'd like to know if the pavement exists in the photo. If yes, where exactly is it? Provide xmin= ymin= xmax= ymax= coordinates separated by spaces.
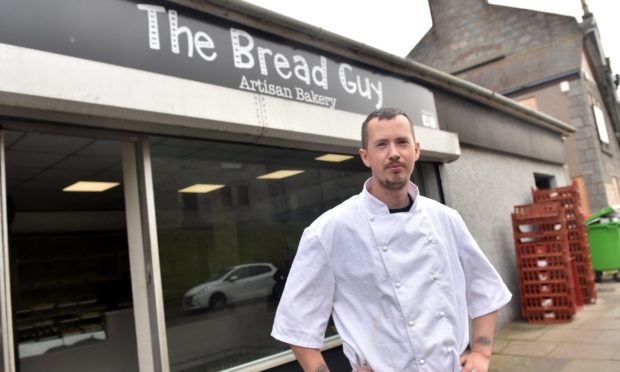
xmin=490 ymin=276 xmax=620 ymax=371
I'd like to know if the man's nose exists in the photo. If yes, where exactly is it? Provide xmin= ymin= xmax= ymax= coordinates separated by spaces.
xmin=388 ymin=143 xmax=400 ymax=159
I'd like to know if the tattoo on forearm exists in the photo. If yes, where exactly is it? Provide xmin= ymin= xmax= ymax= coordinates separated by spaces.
xmin=315 ymin=364 xmax=329 ymax=372
xmin=475 ymin=336 xmax=492 ymax=346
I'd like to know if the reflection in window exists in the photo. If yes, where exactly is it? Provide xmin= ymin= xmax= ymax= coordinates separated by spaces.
xmin=150 ymin=137 xmax=442 ymax=371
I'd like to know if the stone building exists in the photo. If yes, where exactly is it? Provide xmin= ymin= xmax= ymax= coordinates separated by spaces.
xmin=410 ymin=0 xmax=620 ymax=213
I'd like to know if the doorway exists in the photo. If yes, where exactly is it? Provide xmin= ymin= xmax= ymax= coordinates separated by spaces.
xmin=3 ymin=129 xmax=138 ymax=372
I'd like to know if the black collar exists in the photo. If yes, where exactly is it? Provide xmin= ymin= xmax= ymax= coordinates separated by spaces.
xmin=388 ymin=193 xmax=414 ymax=214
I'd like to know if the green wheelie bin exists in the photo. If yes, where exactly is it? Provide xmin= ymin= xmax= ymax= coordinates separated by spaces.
xmin=586 ymin=206 xmax=620 ymax=282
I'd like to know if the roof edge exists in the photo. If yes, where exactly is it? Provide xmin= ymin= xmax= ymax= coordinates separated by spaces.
xmin=170 ymin=0 xmax=576 ymax=135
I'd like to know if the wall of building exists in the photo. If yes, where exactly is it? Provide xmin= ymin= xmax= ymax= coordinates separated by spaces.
xmin=511 ymin=80 xmax=582 ymax=179
xmin=442 ymin=145 xmax=569 ymax=326
xmin=564 ymin=78 xmax=620 ymax=211
xmin=411 ymin=0 xmax=579 ymax=75
xmin=410 ymin=0 xmax=620 ymax=213
xmin=434 ymin=91 xmax=567 ymax=165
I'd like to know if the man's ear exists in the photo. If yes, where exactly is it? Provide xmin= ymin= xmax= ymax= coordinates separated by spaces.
xmin=359 ymin=147 xmax=370 ymax=167
xmin=414 ymin=142 xmax=421 ymax=161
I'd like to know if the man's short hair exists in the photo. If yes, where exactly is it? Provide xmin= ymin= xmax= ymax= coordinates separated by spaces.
xmin=361 ymin=107 xmax=415 ymax=149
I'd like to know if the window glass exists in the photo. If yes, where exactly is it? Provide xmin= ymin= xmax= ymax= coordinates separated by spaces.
xmin=0 ymin=326 xmax=4 ymax=372
xmin=150 ymin=136 xmax=442 ymax=371
xmin=250 ymin=265 xmax=272 ymax=277
xmin=3 ymin=130 xmax=137 ymax=372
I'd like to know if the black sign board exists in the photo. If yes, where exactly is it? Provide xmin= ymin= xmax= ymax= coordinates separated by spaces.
xmin=0 ymin=0 xmax=438 ymax=128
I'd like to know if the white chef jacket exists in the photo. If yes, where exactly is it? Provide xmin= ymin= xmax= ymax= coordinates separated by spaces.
xmin=272 ymin=179 xmax=512 ymax=371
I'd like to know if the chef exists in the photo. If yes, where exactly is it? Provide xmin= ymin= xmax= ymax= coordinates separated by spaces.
xmin=272 ymin=108 xmax=512 ymax=372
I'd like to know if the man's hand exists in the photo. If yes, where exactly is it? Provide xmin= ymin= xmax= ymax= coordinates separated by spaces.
xmin=460 ymin=350 xmax=490 ymax=372
xmin=461 ymin=310 xmax=498 ymax=372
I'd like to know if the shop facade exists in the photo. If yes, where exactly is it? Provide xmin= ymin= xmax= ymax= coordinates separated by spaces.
xmin=0 ymin=1 xmax=574 ymax=371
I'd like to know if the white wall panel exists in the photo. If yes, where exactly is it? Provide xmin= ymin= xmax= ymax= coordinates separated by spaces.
xmin=0 ymin=43 xmax=461 ymax=162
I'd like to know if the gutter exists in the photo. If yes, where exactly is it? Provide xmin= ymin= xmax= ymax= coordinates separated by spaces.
xmin=171 ymin=0 xmax=576 ymax=135
xmin=499 ymin=69 xmax=582 ymax=96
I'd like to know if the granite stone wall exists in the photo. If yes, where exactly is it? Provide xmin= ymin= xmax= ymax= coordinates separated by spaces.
xmin=442 ymin=145 xmax=569 ymax=327
xmin=411 ymin=0 xmax=579 ymax=74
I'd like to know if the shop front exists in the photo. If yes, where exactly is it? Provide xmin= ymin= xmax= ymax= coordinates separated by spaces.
xmin=0 ymin=1 xmax=461 ymax=371
xmin=0 ymin=1 xmax=574 ymax=371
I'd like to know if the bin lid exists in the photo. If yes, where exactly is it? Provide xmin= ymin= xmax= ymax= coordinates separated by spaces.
xmin=586 ymin=205 xmax=620 ymax=225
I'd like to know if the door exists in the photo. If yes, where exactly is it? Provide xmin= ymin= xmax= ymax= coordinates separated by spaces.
xmin=2 ymin=129 xmax=139 ymax=372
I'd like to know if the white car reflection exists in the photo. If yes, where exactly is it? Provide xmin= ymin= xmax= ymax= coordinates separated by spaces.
xmin=183 ymin=263 xmax=278 ymax=311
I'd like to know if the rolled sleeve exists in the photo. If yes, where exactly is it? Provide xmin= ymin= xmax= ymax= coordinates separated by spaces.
xmin=271 ymin=227 xmax=335 ymax=348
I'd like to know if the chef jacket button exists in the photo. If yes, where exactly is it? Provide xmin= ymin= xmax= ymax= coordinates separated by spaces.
xmin=437 ymin=311 xmax=446 ymax=318
xmin=394 ymin=281 xmax=401 ymax=288
xmin=432 ymin=273 xmax=439 ymax=280
xmin=408 ymin=320 xmax=415 ymax=327
xmin=369 ymin=217 xmax=375 ymax=222
xmin=381 ymin=246 xmax=388 ymax=252
xmin=419 ymin=359 xmax=425 ymax=365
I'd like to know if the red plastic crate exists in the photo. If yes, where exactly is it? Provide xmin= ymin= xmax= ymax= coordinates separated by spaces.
xmin=582 ymin=286 xmax=597 ymax=304
xmin=567 ymin=231 xmax=587 ymax=241
xmin=518 ymin=255 xmax=571 ymax=270
xmin=514 ymin=232 xmax=567 ymax=244
xmin=568 ymin=240 xmax=589 ymax=252
xmin=521 ymin=293 xmax=576 ymax=307
xmin=532 ymin=183 xmax=581 ymax=203
xmin=522 ymin=309 xmax=574 ymax=324
xmin=520 ymin=268 xmax=571 ymax=283
xmin=521 ymin=282 xmax=574 ymax=296
xmin=515 ymin=242 xmax=568 ymax=257
xmin=513 ymin=221 xmax=565 ymax=233
xmin=513 ymin=202 xmax=562 ymax=220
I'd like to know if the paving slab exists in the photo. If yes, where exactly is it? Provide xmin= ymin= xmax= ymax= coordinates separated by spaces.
xmin=546 ymin=319 xmax=586 ymax=330
xmin=538 ymin=328 xmax=602 ymax=342
xmin=492 ymin=338 xmax=510 ymax=353
xmin=572 ymin=310 xmax=611 ymax=320
xmin=489 ymin=354 xmax=570 ymax=372
xmin=607 ymin=305 xmax=620 ymax=318
xmin=500 ymin=340 xmax=558 ymax=357
xmin=493 ymin=282 xmax=620 ymax=371
xmin=495 ymin=322 xmax=548 ymax=341
xmin=559 ymin=359 xmax=620 ymax=372
xmin=579 ymin=318 xmax=620 ymax=330
xmin=594 ymin=330 xmax=620 ymax=344
xmin=547 ymin=342 xmax=620 ymax=360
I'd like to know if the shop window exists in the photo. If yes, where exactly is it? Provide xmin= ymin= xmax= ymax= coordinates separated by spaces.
xmin=150 ymin=137 xmax=443 ymax=371
xmin=3 ymin=130 xmax=137 ymax=372
xmin=0 ymin=326 xmax=4 ymax=372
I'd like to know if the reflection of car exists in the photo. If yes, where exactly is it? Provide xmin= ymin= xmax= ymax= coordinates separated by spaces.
xmin=183 ymin=263 xmax=278 ymax=311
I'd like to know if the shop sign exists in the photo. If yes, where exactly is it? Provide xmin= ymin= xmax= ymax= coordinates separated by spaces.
xmin=0 ymin=0 xmax=438 ymax=128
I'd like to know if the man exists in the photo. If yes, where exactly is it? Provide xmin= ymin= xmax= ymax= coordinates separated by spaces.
xmin=272 ymin=108 xmax=511 ymax=372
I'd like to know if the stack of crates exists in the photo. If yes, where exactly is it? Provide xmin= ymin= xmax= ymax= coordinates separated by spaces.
xmin=512 ymin=202 xmax=582 ymax=323
xmin=532 ymin=182 xmax=597 ymax=304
